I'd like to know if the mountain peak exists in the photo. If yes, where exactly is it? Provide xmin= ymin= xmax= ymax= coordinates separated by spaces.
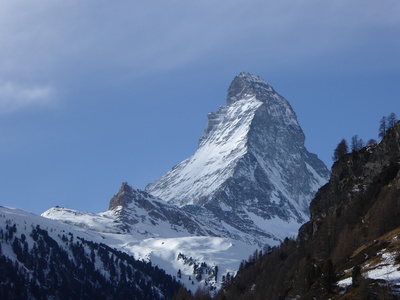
xmin=237 ymin=71 xmax=267 ymax=83
xmin=227 ymin=71 xmax=274 ymax=105
xmin=146 ymin=73 xmax=330 ymax=244
xmin=108 ymin=182 xmax=150 ymax=210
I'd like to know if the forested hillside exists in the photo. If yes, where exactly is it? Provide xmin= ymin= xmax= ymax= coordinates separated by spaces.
xmin=0 ymin=211 xmax=183 ymax=299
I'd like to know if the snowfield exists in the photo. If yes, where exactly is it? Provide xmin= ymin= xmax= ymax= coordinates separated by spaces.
xmin=40 ymin=205 xmax=258 ymax=292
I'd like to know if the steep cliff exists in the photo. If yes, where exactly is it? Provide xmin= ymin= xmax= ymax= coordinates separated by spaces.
xmin=216 ymin=121 xmax=400 ymax=300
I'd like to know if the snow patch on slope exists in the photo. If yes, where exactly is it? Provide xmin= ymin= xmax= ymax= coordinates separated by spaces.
xmin=244 ymin=208 xmax=299 ymax=241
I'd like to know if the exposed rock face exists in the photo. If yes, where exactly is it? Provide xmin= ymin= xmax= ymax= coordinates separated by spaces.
xmin=145 ymin=72 xmax=329 ymax=242
xmin=108 ymin=182 xmax=212 ymax=237
xmin=295 ymin=122 xmax=400 ymax=296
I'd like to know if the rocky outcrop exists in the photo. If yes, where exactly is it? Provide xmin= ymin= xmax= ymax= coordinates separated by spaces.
xmin=299 ymin=121 xmax=400 ymax=262
xmin=218 ymin=121 xmax=400 ymax=299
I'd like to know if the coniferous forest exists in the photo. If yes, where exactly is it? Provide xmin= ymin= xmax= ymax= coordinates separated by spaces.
xmin=0 ymin=222 xmax=182 ymax=299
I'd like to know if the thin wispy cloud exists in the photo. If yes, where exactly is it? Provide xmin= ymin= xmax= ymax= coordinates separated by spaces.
xmin=0 ymin=81 xmax=55 ymax=113
xmin=0 ymin=1 xmax=398 ymax=86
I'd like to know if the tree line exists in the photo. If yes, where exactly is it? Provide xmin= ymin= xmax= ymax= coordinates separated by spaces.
xmin=333 ymin=112 xmax=397 ymax=162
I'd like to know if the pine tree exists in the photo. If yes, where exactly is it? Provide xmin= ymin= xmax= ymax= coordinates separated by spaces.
xmin=387 ymin=112 xmax=397 ymax=129
xmin=333 ymin=139 xmax=348 ymax=162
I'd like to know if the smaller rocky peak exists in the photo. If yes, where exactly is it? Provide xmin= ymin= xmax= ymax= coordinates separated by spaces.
xmin=120 ymin=182 xmax=134 ymax=194
xmin=108 ymin=182 xmax=153 ymax=211
xmin=226 ymin=71 xmax=275 ymax=105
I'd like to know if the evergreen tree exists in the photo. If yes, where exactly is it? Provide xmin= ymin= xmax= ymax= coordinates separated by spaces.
xmin=321 ymin=259 xmax=336 ymax=294
xmin=172 ymin=286 xmax=192 ymax=300
xmin=387 ymin=112 xmax=397 ymax=129
xmin=351 ymin=135 xmax=358 ymax=152
xmin=333 ymin=139 xmax=348 ymax=162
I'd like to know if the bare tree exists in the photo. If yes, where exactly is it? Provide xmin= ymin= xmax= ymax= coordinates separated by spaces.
xmin=358 ymin=138 xmax=364 ymax=151
xmin=351 ymin=135 xmax=364 ymax=152
xmin=379 ymin=116 xmax=387 ymax=139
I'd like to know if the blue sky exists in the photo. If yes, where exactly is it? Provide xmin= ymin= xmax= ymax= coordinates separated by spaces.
xmin=0 ymin=1 xmax=399 ymax=215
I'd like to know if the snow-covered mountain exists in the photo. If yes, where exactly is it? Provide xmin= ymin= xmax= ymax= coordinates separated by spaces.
xmin=45 ymin=72 xmax=329 ymax=248
xmin=146 ymin=71 xmax=329 ymax=240
xmin=41 ymin=72 xmax=330 ymax=292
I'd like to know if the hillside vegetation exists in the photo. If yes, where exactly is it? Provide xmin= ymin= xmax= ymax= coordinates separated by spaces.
xmin=186 ymin=121 xmax=400 ymax=300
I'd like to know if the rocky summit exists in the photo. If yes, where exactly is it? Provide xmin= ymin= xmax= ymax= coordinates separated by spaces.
xmin=145 ymin=72 xmax=330 ymax=243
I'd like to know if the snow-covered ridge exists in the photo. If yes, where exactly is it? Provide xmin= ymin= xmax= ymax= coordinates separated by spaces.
xmin=42 ymin=206 xmax=123 ymax=234
xmin=146 ymin=97 xmax=263 ymax=206
xmin=37 ymin=204 xmax=257 ymax=292
xmin=0 ymin=206 xmax=223 ymax=293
